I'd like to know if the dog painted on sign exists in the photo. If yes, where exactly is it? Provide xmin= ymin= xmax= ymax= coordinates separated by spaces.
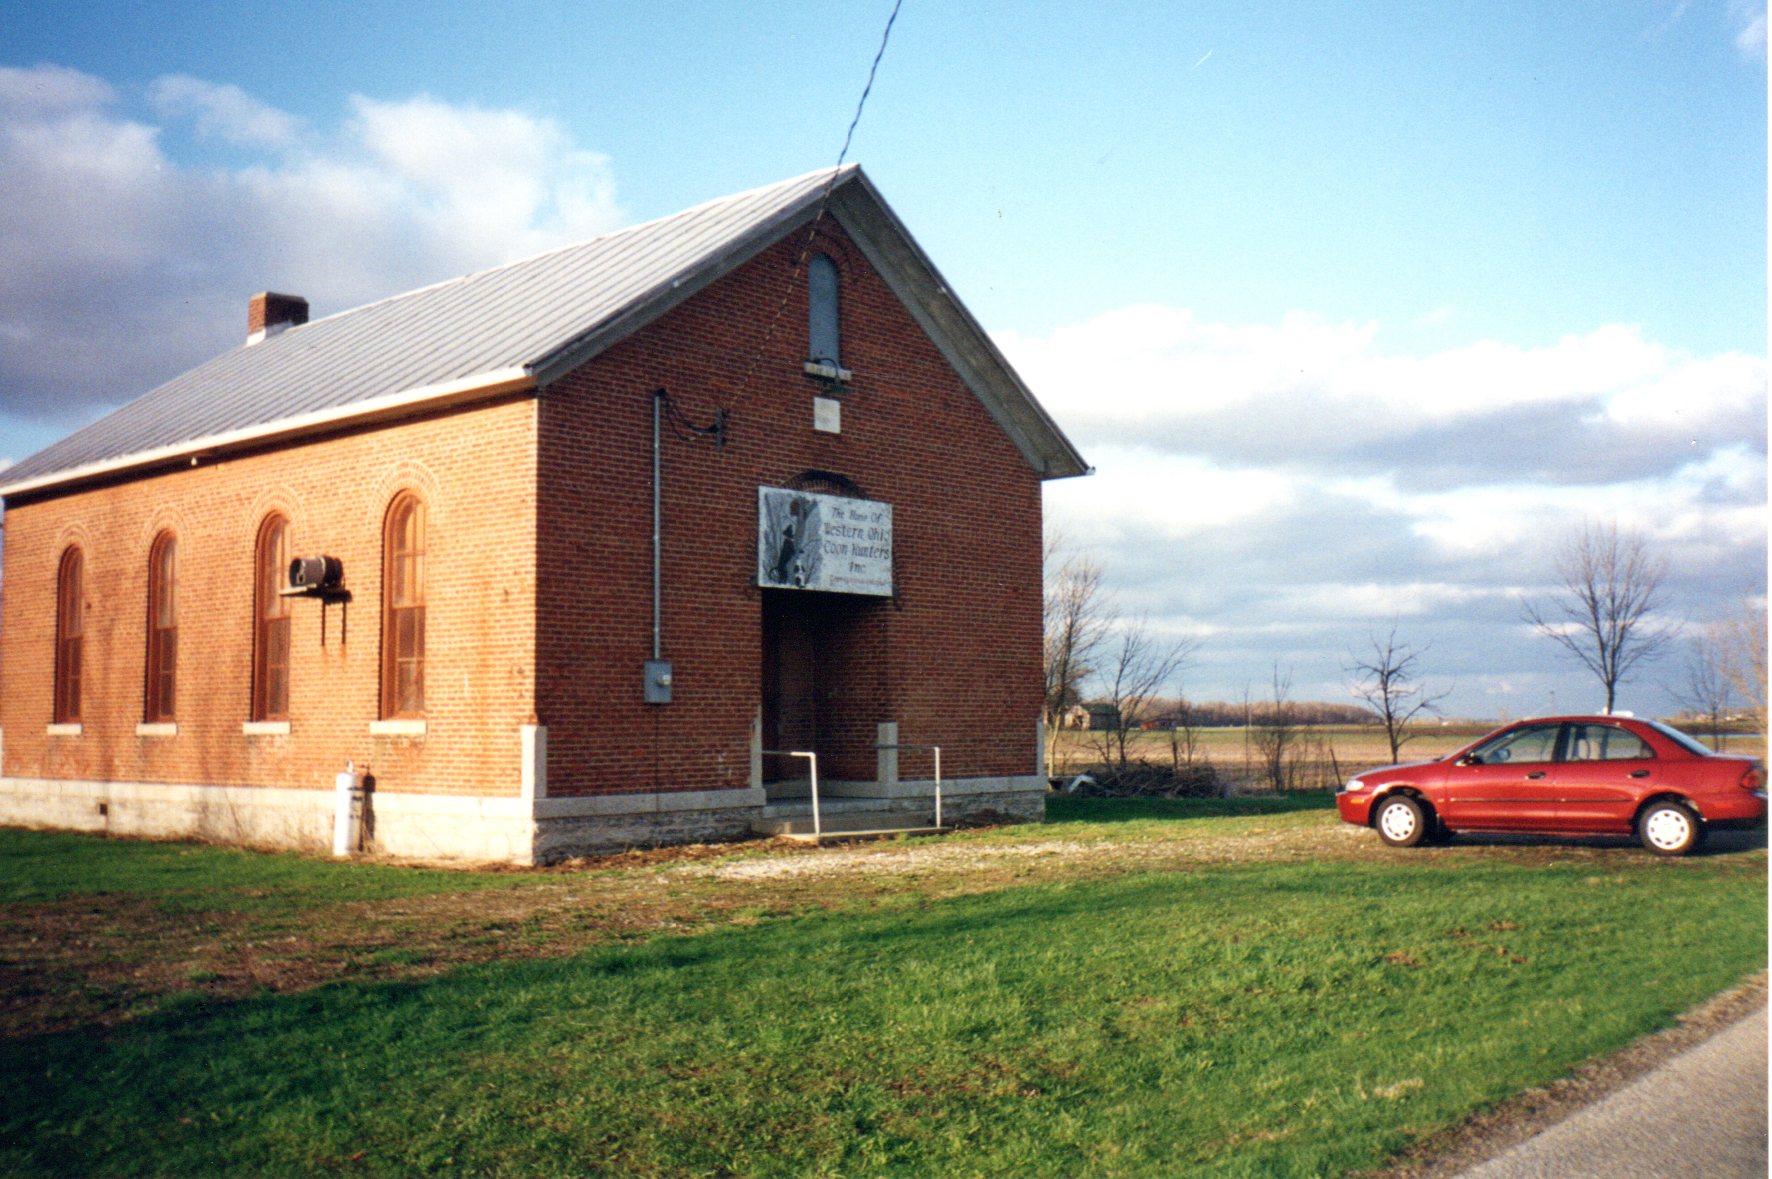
xmin=765 ymin=494 xmax=821 ymax=588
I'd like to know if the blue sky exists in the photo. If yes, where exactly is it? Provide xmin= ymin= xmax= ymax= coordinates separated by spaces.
xmin=2 ymin=1 xmax=1765 ymax=720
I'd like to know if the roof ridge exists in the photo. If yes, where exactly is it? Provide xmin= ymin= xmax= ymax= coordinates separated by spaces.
xmin=292 ymin=164 xmax=855 ymax=333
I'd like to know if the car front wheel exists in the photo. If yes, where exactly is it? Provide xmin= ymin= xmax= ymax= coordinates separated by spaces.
xmin=1638 ymin=800 xmax=1705 ymax=856
xmin=1374 ymin=795 xmax=1428 ymax=848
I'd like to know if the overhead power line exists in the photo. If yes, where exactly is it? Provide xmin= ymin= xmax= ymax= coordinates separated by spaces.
xmin=718 ymin=0 xmax=906 ymax=411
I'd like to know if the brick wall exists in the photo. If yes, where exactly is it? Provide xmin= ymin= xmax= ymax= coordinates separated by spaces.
xmin=0 ymin=398 xmax=539 ymax=800
xmin=536 ymin=223 xmax=1045 ymax=797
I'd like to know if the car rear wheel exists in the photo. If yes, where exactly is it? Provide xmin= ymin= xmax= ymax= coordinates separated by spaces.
xmin=1638 ymin=800 xmax=1705 ymax=856
xmin=1374 ymin=795 xmax=1427 ymax=848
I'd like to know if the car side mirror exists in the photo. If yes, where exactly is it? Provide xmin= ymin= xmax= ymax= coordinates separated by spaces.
xmin=1458 ymin=753 xmax=1482 ymax=767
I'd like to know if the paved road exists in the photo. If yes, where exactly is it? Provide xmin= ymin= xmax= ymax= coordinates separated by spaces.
xmin=1456 ymin=1005 xmax=1768 ymax=1179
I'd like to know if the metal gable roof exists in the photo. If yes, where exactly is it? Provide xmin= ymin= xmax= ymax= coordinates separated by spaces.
xmin=2 ymin=165 xmax=1087 ymax=498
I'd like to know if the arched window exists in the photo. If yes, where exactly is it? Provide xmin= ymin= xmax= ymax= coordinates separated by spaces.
xmin=145 ymin=532 xmax=178 ymax=722
xmin=54 ymin=546 xmax=83 ymax=724
xmin=382 ymin=493 xmax=426 ymax=718
xmin=807 ymin=252 xmax=842 ymax=370
xmin=253 ymin=515 xmax=291 ymax=721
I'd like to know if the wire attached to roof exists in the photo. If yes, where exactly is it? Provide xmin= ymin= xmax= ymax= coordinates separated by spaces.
xmin=835 ymin=0 xmax=903 ymax=172
xmin=712 ymin=0 xmax=906 ymax=420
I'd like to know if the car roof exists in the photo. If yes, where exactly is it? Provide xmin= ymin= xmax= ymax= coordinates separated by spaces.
xmin=1505 ymin=715 xmax=1647 ymax=725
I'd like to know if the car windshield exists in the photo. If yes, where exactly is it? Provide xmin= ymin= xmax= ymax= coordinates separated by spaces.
xmin=1647 ymin=720 xmax=1717 ymax=756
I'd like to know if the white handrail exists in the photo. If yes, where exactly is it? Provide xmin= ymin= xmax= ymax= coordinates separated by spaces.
xmin=876 ymin=742 xmax=943 ymax=828
xmin=762 ymin=750 xmax=821 ymax=840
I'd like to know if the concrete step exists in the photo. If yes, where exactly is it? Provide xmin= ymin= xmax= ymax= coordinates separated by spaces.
xmin=769 ymin=822 xmax=949 ymax=840
xmin=759 ymin=796 xmax=900 ymax=816
xmin=751 ymin=810 xmax=948 ymax=839
xmin=773 ymin=827 xmax=951 ymax=843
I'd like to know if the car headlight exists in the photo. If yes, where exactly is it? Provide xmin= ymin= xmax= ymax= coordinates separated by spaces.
xmin=1340 ymin=778 xmax=1364 ymax=795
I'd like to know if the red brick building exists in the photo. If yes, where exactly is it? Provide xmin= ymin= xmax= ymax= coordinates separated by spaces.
xmin=0 ymin=167 xmax=1087 ymax=863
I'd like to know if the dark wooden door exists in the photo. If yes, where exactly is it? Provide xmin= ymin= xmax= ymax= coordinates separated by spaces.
xmin=762 ymin=592 xmax=821 ymax=784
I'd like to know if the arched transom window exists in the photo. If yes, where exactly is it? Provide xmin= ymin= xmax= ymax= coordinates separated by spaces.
xmin=145 ymin=532 xmax=178 ymax=722
xmin=253 ymin=515 xmax=292 ymax=721
xmin=382 ymin=493 xmax=426 ymax=718
xmin=54 ymin=546 xmax=84 ymax=724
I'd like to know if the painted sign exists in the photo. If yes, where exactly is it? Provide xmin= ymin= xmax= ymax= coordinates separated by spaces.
xmin=757 ymin=487 xmax=893 ymax=596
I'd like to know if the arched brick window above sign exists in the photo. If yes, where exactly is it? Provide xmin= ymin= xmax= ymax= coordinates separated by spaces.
xmin=785 ymin=469 xmax=868 ymax=499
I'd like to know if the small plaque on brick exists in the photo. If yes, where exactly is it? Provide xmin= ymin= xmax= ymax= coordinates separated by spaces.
xmin=812 ymin=396 xmax=841 ymax=434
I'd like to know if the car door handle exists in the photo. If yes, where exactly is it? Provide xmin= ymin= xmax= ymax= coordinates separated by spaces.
xmin=1629 ymin=770 xmax=1650 ymax=779
xmin=1526 ymin=772 xmax=1546 ymax=779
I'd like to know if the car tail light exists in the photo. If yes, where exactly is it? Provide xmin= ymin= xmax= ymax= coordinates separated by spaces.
xmin=1740 ymin=765 xmax=1766 ymax=792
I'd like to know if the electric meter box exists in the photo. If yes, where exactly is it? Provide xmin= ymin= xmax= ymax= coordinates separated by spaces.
xmin=643 ymin=659 xmax=673 ymax=705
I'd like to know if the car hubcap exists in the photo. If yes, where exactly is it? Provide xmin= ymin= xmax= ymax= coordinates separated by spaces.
xmin=1380 ymin=803 xmax=1416 ymax=841
xmin=1645 ymin=809 xmax=1690 ymax=850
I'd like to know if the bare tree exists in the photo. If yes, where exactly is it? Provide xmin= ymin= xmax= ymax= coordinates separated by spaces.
xmin=1042 ymin=532 xmax=1109 ymax=768
xmin=1250 ymin=664 xmax=1299 ymax=790
xmin=1347 ymin=625 xmax=1451 ymax=763
xmin=1087 ymin=615 xmax=1197 ymax=771
xmin=1697 ymin=602 xmax=1768 ymax=758
xmin=1167 ymin=693 xmax=1202 ymax=772
xmin=1675 ymin=637 xmax=1735 ymax=747
xmin=1521 ymin=521 xmax=1676 ymax=713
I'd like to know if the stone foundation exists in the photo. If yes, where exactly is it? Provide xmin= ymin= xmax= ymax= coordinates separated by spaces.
xmin=0 ymin=775 xmax=1046 ymax=864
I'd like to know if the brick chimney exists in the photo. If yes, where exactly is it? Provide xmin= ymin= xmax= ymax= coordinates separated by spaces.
xmin=247 ymin=292 xmax=308 ymax=345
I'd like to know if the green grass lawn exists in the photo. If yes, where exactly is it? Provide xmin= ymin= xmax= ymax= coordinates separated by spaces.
xmin=0 ymin=808 xmax=1764 ymax=1177
xmin=0 ymin=828 xmax=559 ymax=912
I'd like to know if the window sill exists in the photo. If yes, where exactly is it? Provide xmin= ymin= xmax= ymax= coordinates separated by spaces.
xmin=136 ymin=722 xmax=177 ymax=737
xmin=370 ymin=719 xmax=427 ymax=738
xmin=802 ymin=360 xmax=853 ymax=383
xmin=242 ymin=721 xmax=291 ymax=736
xmin=46 ymin=723 xmax=82 ymax=737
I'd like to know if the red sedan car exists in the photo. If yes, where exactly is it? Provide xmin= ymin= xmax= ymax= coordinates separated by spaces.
xmin=1337 ymin=715 xmax=1766 ymax=855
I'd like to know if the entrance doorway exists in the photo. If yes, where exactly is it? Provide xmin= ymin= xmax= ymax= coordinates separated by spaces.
xmin=760 ymin=589 xmax=874 ymax=792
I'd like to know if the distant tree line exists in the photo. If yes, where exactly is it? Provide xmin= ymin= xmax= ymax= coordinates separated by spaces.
xmin=1130 ymin=698 xmax=1375 ymax=729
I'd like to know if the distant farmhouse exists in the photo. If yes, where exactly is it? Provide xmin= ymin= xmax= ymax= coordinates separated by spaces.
xmin=1063 ymin=702 xmax=1121 ymax=731
xmin=0 ymin=166 xmax=1088 ymax=863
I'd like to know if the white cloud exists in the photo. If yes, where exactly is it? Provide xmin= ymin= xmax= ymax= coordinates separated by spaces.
xmin=998 ymin=306 xmax=1377 ymax=423
xmin=1046 ymin=444 xmax=1300 ymax=544
xmin=149 ymin=76 xmax=303 ymax=148
xmin=1006 ymin=309 xmax=1665 ymax=432
xmin=1600 ymin=351 xmax=1766 ymax=429
xmin=1273 ymin=581 xmax=1500 ymax=622
xmin=0 ymin=65 xmax=627 ymax=424
xmin=1735 ymin=1 xmax=1768 ymax=56
xmin=347 ymin=95 xmax=621 ymax=257
xmin=1002 ymin=309 xmax=1766 ymax=487
xmin=0 ymin=63 xmax=112 ymax=113
xmin=1386 ymin=446 xmax=1768 ymax=563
